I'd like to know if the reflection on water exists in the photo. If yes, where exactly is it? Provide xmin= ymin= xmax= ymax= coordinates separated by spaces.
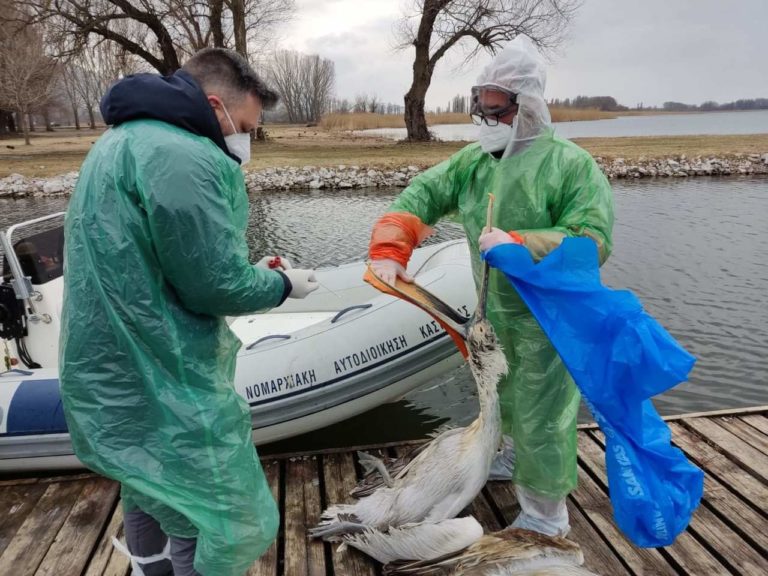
xmin=2 ymin=176 xmax=767 ymax=451
xmin=601 ymin=176 xmax=768 ymax=417
xmin=360 ymin=109 xmax=768 ymax=141
xmin=242 ymin=188 xmax=464 ymax=269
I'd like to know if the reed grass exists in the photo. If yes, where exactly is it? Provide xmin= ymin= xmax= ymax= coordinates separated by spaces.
xmin=320 ymin=112 xmax=470 ymax=130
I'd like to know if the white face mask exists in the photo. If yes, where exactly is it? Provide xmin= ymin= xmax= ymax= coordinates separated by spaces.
xmin=221 ymin=103 xmax=251 ymax=166
xmin=478 ymin=121 xmax=513 ymax=154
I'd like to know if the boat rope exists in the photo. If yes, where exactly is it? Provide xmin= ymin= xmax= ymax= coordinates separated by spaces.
xmin=14 ymin=337 xmax=40 ymax=369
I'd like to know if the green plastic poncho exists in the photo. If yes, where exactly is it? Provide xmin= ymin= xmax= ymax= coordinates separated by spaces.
xmin=60 ymin=118 xmax=286 ymax=575
xmin=380 ymin=38 xmax=614 ymax=500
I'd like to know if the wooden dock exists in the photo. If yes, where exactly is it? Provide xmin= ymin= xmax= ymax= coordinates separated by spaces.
xmin=0 ymin=407 xmax=766 ymax=575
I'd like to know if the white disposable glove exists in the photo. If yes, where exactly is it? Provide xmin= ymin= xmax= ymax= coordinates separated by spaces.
xmin=256 ymin=255 xmax=293 ymax=270
xmin=283 ymin=268 xmax=319 ymax=299
xmin=370 ymin=258 xmax=413 ymax=286
xmin=478 ymin=227 xmax=523 ymax=252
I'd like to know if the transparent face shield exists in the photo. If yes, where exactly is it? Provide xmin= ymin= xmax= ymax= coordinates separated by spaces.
xmin=470 ymin=86 xmax=518 ymax=126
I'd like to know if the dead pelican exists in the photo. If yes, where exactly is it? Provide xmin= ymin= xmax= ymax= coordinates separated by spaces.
xmin=340 ymin=516 xmax=484 ymax=564
xmin=383 ymin=527 xmax=601 ymax=576
xmin=310 ymin=196 xmax=507 ymax=541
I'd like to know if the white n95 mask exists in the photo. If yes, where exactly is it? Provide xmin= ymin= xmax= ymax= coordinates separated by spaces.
xmin=223 ymin=133 xmax=251 ymax=166
xmin=478 ymin=121 xmax=513 ymax=154
xmin=221 ymin=103 xmax=251 ymax=166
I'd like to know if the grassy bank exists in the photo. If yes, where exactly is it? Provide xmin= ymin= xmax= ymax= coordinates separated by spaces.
xmin=1 ymin=125 xmax=767 ymax=178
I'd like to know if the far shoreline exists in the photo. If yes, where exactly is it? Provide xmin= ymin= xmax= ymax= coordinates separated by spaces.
xmin=0 ymin=126 xmax=766 ymax=189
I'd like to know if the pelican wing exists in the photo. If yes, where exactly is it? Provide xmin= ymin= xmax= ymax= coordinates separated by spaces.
xmin=344 ymin=516 xmax=484 ymax=565
xmin=508 ymin=567 xmax=602 ymax=576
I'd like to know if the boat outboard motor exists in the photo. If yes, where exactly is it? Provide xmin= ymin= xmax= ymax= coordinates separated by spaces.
xmin=0 ymin=281 xmax=40 ymax=369
xmin=0 ymin=283 xmax=27 ymax=341
xmin=1 ymin=245 xmax=42 ymax=369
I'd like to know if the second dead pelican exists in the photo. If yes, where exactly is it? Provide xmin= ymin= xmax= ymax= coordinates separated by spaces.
xmin=382 ymin=527 xmax=600 ymax=576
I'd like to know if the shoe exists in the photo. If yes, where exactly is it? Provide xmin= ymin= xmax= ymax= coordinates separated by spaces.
xmin=512 ymin=484 xmax=571 ymax=537
xmin=488 ymin=435 xmax=516 ymax=481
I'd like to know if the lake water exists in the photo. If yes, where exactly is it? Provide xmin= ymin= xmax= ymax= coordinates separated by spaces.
xmin=1 ymin=175 xmax=767 ymax=452
xmin=359 ymin=109 xmax=768 ymax=141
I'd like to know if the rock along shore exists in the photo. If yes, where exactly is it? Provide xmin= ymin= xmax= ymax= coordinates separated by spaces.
xmin=1 ymin=154 xmax=767 ymax=199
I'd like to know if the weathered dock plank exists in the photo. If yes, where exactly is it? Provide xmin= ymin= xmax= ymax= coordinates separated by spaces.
xmin=0 ymin=483 xmax=47 ymax=557
xmin=83 ymin=501 xmax=127 ymax=576
xmin=683 ymin=417 xmax=768 ymax=482
xmin=669 ymin=422 xmax=768 ymax=513
xmin=570 ymin=466 xmax=676 ymax=575
xmin=686 ymin=503 xmax=767 ymax=575
xmin=581 ymin=431 xmax=735 ymax=575
xmin=246 ymin=460 xmax=281 ymax=576
xmin=665 ymin=426 xmax=768 ymax=555
xmin=0 ymin=480 xmax=85 ymax=576
xmin=465 ymin=490 xmax=503 ymax=533
xmin=322 ymin=452 xmax=378 ymax=576
xmin=284 ymin=456 xmax=325 ymax=576
xmin=716 ymin=415 xmax=768 ymax=457
xmin=0 ymin=408 xmax=766 ymax=576
xmin=483 ymin=481 xmax=520 ymax=522
xmin=568 ymin=503 xmax=633 ymax=575
xmin=739 ymin=414 xmax=768 ymax=436
xmin=34 ymin=477 xmax=119 ymax=576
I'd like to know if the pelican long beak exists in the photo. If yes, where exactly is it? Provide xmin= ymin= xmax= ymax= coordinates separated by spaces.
xmin=474 ymin=192 xmax=494 ymax=325
xmin=364 ymin=266 xmax=471 ymax=358
xmin=473 ymin=259 xmax=490 ymax=324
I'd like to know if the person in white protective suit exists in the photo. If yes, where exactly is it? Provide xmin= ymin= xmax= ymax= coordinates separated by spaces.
xmin=368 ymin=36 xmax=615 ymax=536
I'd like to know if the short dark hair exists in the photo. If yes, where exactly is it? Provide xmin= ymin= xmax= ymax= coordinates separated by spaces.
xmin=182 ymin=48 xmax=279 ymax=109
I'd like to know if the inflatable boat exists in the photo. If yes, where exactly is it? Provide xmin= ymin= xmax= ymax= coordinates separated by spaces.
xmin=0 ymin=213 xmax=475 ymax=471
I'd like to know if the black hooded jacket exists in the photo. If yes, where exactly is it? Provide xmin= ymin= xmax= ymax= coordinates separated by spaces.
xmin=99 ymin=70 xmax=241 ymax=164
xmin=99 ymin=69 xmax=291 ymax=301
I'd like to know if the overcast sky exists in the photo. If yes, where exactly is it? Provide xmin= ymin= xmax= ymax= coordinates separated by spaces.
xmin=278 ymin=0 xmax=768 ymax=110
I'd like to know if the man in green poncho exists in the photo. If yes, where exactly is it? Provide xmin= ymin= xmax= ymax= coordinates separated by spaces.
xmin=368 ymin=36 xmax=614 ymax=536
xmin=60 ymin=48 xmax=318 ymax=575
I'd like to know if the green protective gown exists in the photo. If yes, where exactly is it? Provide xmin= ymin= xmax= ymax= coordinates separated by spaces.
xmin=60 ymin=119 xmax=286 ymax=575
xmin=389 ymin=128 xmax=614 ymax=499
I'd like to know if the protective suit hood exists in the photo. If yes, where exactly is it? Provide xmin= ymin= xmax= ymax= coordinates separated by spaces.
xmin=100 ymin=70 xmax=240 ymax=163
xmin=475 ymin=35 xmax=551 ymax=157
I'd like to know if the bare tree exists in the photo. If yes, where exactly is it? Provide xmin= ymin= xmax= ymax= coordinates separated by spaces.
xmin=71 ymin=57 xmax=101 ymax=129
xmin=268 ymin=50 xmax=335 ymax=124
xmin=397 ymin=0 xmax=579 ymax=141
xmin=58 ymin=63 xmax=83 ymax=130
xmin=367 ymin=94 xmax=380 ymax=114
xmin=300 ymin=54 xmax=335 ymax=123
xmin=451 ymin=93 xmax=468 ymax=114
xmin=353 ymin=94 xmax=368 ymax=113
xmin=0 ymin=11 xmax=58 ymax=144
xmin=7 ymin=0 xmax=295 ymax=74
xmin=267 ymin=50 xmax=302 ymax=123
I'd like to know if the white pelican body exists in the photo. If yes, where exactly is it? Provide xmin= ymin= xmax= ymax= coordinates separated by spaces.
xmin=342 ymin=517 xmax=484 ymax=564
xmin=310 ymin=318 xmax=507 ymax=539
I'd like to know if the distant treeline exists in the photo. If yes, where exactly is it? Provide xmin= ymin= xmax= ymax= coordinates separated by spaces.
xmin=548 ymin=96 xmax=628 ymax=111
xmin=662 ymin=98 xmax=768 ymax=111
xmin=548 ymin=96 xmax=768 ymax=113
xmin=433 ymin=93 xmax=768 ymax=116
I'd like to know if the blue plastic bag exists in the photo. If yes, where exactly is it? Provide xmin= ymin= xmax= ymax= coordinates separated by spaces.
xmin=485 ymin=238 xmax=703 ymax=547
